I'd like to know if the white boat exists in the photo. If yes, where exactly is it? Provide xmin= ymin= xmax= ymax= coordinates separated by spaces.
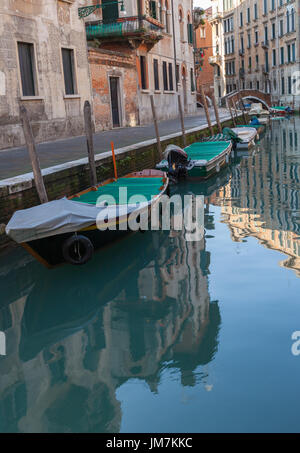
xmin=230 ymin=127 xmax=258 ymax=149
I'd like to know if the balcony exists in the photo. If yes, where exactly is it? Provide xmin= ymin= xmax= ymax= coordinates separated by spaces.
xmin=261 ymin=40 xmax=269 ymax=49
xmin=239 ymin=49 xmax=244 ymax=56
xmin=85 ymin=16 xmax=164 ymax=44
xmin=262 ymin=64 xmax=269 ymax=75
xmin=209 ymin=54 xmax=222 ymax=65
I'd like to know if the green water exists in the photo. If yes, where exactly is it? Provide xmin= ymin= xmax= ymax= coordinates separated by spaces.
xmin=0 ymin=118 xmax=300 ymax=433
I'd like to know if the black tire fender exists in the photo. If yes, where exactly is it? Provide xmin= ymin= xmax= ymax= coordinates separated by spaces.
xmin=62 ymin=234 xmax=94 ymax=265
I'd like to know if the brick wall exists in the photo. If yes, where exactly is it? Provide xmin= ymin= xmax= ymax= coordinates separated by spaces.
xmin=88 ymin=46 xmax=139 ymax=130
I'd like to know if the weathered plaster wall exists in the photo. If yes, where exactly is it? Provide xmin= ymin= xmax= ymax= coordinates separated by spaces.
xmin=88 ymin=46 xmax=139 ymax=130
xmin=0 ymin=0 xmax=93 ymax=150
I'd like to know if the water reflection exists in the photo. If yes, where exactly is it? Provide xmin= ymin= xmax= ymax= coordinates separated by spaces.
xmin=213 ymin=118 xmax=300 ymax=277
xmin=0 ymin=212 xmax=220 ymax=432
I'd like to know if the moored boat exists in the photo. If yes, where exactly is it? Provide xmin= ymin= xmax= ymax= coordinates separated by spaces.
xmin=229 ymin=127 xmax=258 ymax=149
xmin=6 ymin=169 xmax=169 ymax=268
xmin=156 ymin=141 xmax=233 ymax=180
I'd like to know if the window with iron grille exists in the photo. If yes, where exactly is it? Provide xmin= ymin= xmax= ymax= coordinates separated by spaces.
xmin=163 ymin=61 xmax=168 ymax=91
xmin=153 ymin=59 xmax=159 ymax=90
xmin=62 ymin=48 xmax=76 ymax=95
xmin=140 ymin=56 xmax=147 ymax=90
xmin=18 ymin=42 xmax=36 ymax=96
xmin=168 ymin=63 xmax=173 ymax=91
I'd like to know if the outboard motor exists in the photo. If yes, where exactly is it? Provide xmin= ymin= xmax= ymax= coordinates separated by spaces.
xmin=163 ymin=145 xmax=194 ymax=182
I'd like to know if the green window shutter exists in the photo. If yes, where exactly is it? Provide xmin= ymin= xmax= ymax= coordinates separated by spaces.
xmin=102 ymin=0 xmax=119 ymax=23
xmin=188 ymin=24 xmax=193 ymax=44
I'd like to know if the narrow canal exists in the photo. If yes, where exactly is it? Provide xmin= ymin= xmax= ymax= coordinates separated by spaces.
xmin=0 ymin=118 xmax=300 ymax=433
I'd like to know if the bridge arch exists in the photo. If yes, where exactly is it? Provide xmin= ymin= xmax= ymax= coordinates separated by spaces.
xmin=223 ymin=89 xmax=272 ymax=110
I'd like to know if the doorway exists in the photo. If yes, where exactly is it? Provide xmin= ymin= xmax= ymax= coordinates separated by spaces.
xmin=110 ymin=77 xmax=121 ymax=128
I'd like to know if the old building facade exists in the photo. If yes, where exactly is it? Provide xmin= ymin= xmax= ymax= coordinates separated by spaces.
xmin=209 ymin=0 xmax=299 ymax=109
xmin=83 ymin=0 xmax=196 ymax=130
xmin=0 ymin=0 xmax=93 ymax=150
xmin=194 ymin=7 xmax=214 ymax=104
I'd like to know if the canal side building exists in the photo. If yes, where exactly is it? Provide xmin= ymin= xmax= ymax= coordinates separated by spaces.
xmin=0 ymin=0 xmax=93 ymax=150
xmin=83 ymin=0 xmax=196 ymax=130
xmin=209 ymin=0 xmax=299 ymax=109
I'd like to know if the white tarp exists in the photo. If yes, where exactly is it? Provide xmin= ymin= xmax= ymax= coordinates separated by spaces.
xmin=5 ymin=197 xmax=150 ymax=244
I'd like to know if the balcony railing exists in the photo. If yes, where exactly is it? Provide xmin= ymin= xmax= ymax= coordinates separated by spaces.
xmin=262 ymin=40 xmax=269 ymax=49
xmin=86 ymin=16 xmax=164 ymax=41
xmin=209 ymin=54 xmax=222 ymax=65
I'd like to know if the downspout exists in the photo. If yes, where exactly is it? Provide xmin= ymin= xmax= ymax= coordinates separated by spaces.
xmin=171 ymin=0 xmax=178 ymax=92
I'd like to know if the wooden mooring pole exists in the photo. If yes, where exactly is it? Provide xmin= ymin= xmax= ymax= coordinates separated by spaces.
xmin=200 ymin=84 xmax=214 ymax=135
xmin=19 ymin=105 xmax=48 ymax=204
xmin=211 ymin=93 xmax=222 ymax=133
xmin=177 ymin=94 xmax=187 ymax=147
xmin=238 ymin=91 xmax=247 ymax=123
xmin=84 ymin=100 xmax=97 ymax=187
xmin=150 ymin=95 xmax=163 ymax=160
xmin=228 ymin=99 xmax=237 ymax=126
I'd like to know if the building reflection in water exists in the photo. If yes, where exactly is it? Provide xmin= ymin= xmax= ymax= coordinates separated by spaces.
xmin=213 ymin=118 xmax=300 ymax=277
xmin=0 ymin=207 xmax=221 ymax=433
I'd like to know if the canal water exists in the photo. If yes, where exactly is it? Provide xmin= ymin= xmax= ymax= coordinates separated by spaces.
xmin=0 ymin=117 xmax=300 ymax=433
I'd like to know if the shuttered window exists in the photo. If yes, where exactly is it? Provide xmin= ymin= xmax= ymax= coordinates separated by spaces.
xmin=187 ymin=23 xmax=193 ymax=44
xmin=153 ymin=59 xmax=159 ymax=90
xmin=168 ymin=63 xmax=173 ymax=91
xmin=18 ymin=42 xmax=36 ymax=96
xmin=163 ymin=61 xmax=168 ymax=91
xmin=190 ymin=68 xmax=195 ymax=92
xmin=62 ymin=48 xmax=76 ymax=95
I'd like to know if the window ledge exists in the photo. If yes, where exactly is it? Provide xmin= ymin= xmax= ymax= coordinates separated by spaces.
xmin=163 ymin=90 xmax=175 ymax=94
xmin=64 ymin=94 xmax=81 ymax=99
xmin=20 ymin=96 xmax=44 ymax=101
xmin=141 ymin=89 xmax=150 ymax=93
xmin=154 ymin=90 xmax=161 ymax=94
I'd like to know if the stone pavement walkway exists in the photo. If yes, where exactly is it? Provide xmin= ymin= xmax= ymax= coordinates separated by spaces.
xmin=0 ymin=108 xmax=230 ymax=180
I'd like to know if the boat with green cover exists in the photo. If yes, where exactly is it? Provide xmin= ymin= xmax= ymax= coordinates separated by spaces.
xmin=156 ymin=141 xmax=232 ymax=179
xmin=6 ymin=169 xmax=169 ymax=268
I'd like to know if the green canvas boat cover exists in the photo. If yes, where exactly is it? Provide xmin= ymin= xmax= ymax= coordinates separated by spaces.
xmin=184 ymin=141 xmax=231 ymax=161
xmin=271 ymin=106 xmax=287 ymax=111
xmin=72 ymin=177 xmax=165 ymax=205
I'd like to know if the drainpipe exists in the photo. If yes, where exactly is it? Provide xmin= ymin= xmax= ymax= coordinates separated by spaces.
xmin=171 ymin=0 xmax=178 ymax=92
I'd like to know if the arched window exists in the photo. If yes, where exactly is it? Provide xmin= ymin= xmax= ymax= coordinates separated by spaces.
xmin=187 ymin=12 xmax=193 ymax=44
xmin=165 ymin=0 xmax=170 ymax=33
xmin=179 ymin=7 xmax=184 ymax=41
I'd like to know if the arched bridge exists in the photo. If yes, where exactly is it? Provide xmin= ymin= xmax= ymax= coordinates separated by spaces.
xmin=224 ymin=90 xmax=271 ymax=110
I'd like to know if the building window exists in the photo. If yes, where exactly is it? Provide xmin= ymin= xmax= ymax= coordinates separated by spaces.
xmin=153 ymin=59 xmax=159 ymax=91
xmin=163 ymin=61 xmax=168 ymax=91
xmin=240 ymin=12 xmax=243 ymax=27
xmin=62 ymin=48 xmax=76 ymax=95
xmin=179 ymin=8 xmax=184 ymax=41
xmin=247 ymin=8 xmax=250 ymax=23
xmin=149 ymin=1 xmax=157 ymax=20
xmin=254 ymin=3 xmax=258 ymax=20
xmin=168 ymin=63 xmax=173 ymax=91
xmin=263 ymin=0 xmax=267 ymax=15
xmin=176 ymin=64 xmax=179 ymax=86
xmin=140 ymin=56 xmax=147 ymax=90
xmin=256 ymin=80 xmax=259 ymax=90
xmin=18 ymin=42 xmax=36 ymax=96
xmin=187 ymin=15 xmax=193 ymax=44
xmin=190 ymin=68 xmax=195 ymax=92
xmin=165 ymin=0 xmax=170 ymax=33
xmin=280 ymin=47 xmax=284 ymax=65
xmin=279 ymin=20 xmax=283 ymax=37
xmin=281 ymin=77 xmax=285 ymax=95
xmin=272 ymin=49 xmax=276 ymax=66
xmin=288 ymin=76 xmax=292 ymax=94
xmin=272 ymin=23 xmax=275 ymax=39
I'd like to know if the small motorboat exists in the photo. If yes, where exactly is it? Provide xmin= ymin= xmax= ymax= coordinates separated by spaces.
xmin=6 ymin=169 xmax=169 ymax=268
xmin=156 ymin=141 xmax=233 ymax=180
xmin=229 ymin=127 xmax=258 ymax=149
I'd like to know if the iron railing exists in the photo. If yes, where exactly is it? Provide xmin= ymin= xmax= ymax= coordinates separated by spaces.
xmin=86 ymin=16 xmax=164 ymax=40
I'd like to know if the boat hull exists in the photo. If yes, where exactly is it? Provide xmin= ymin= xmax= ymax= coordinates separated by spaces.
xmin=18 ymin=169 xmax=169 ymax=268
